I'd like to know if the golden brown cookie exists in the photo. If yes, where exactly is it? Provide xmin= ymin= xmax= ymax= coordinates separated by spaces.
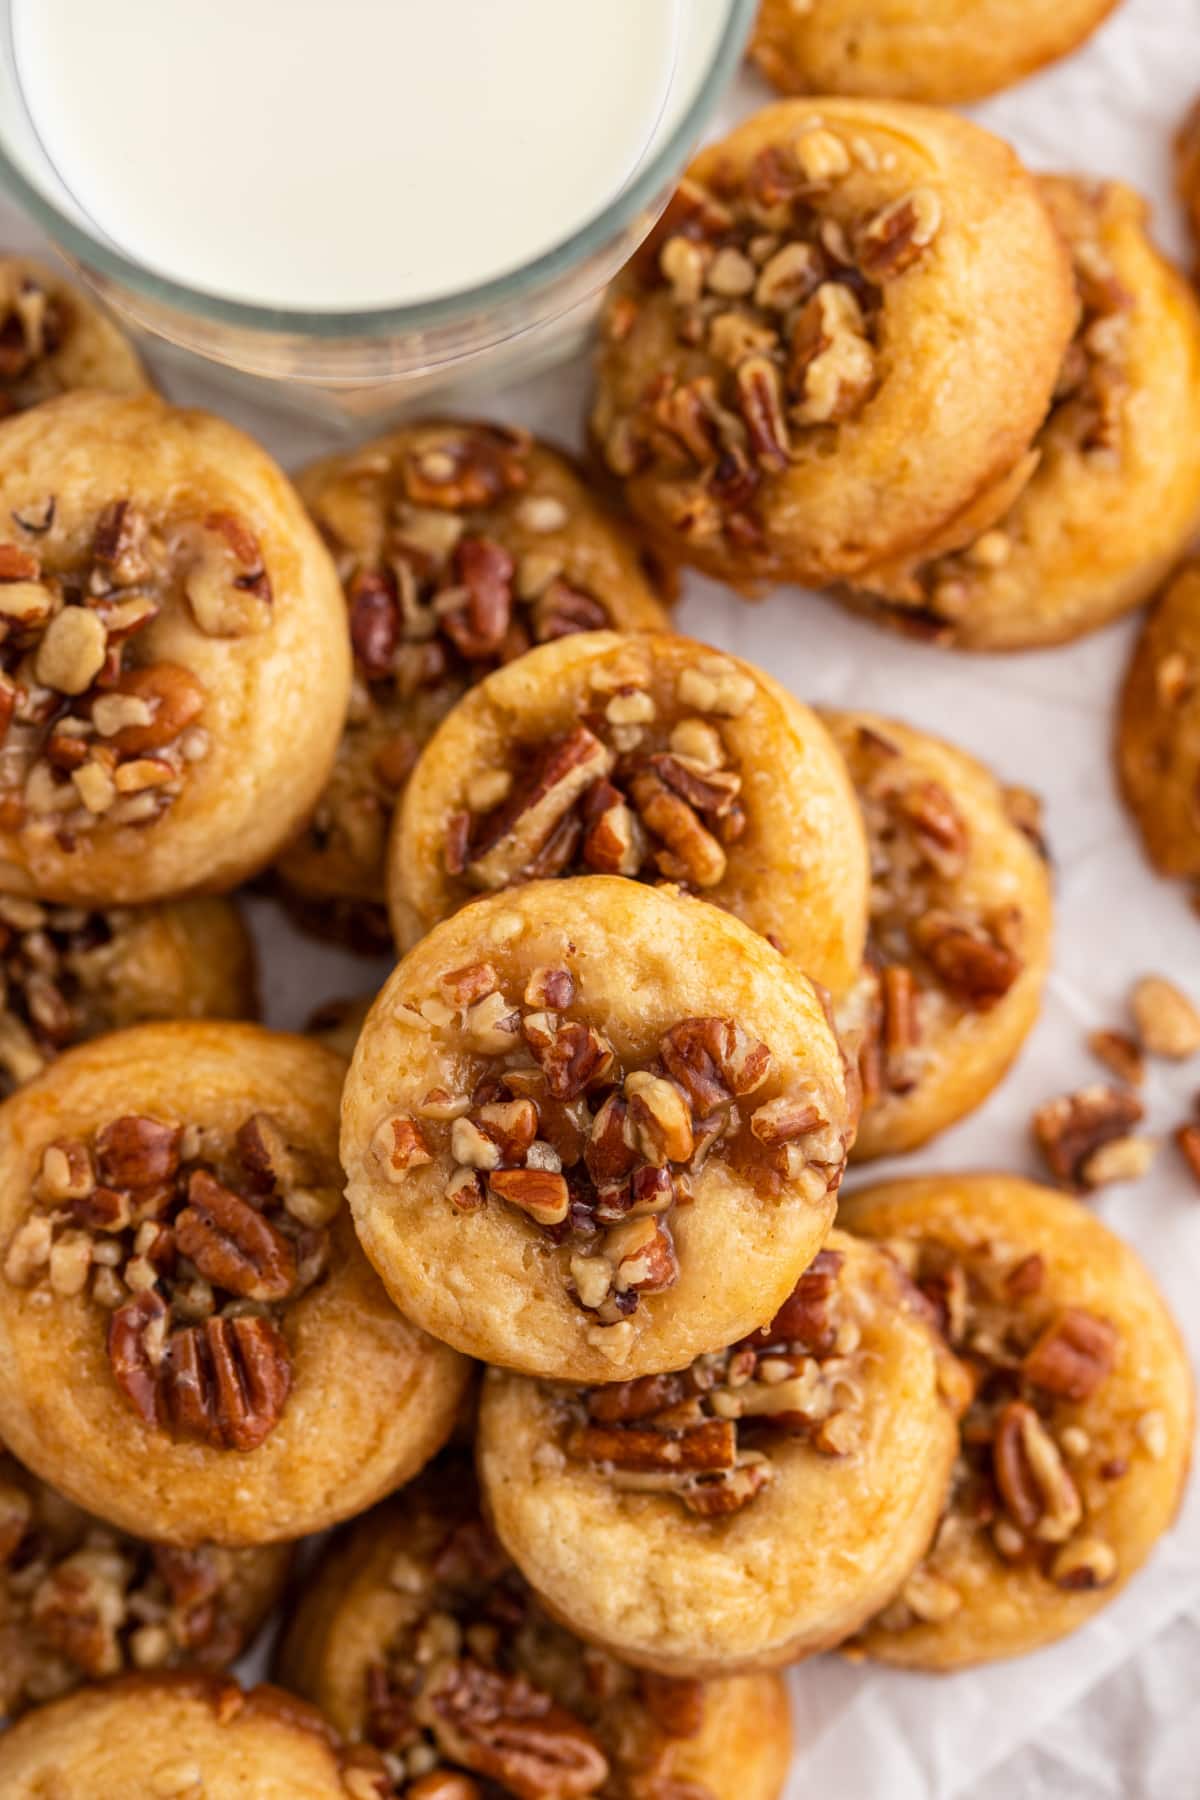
xmin=1117 ymin=562 xmax=1200 ymax=882
xmin=826 ymin=711 xmax=1052 ymax=1161
xmin=750 ymin=0 xmax=1121 ymax=106
xmin=0 ymin=392 xmax=350 ymax=904
xmin=847 ymin=177 xmax=1200 ymax=648
xmin=342 ymin=878 xmax=852 ymax=1384
xmin=843 ymin=1174 xmax=1193 ymax=1669
xmin=277 ymin=1460 xmax=792 ymax=1800
xmin=0 ymin=1446 xmax=289 ymax=1717
xmin=0 ymin=1023 xmax=470 ymax=1546
xmin=276 ymin=423 xmax=668 ymax=945
xmin=1176 ymin=94 xmax=1200 ymax=265
xmin=477 ymin=1232 xmax=966 ymax=1676
xmin=0 ymin=257 xmax=152 ymax=416
xmin=388 ymin=631 xmax=868 ymax=996
xmin=0 ymin=892 xmax=256 ymax=1097
xmin=0 ymin=1674 xmax=364 ymax=1798
xmin=590 ymin=99 xmax=1075 ymax=589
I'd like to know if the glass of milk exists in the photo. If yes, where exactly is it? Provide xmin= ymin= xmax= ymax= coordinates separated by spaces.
xmin=0 ymin=0 xmax=755 ymax=416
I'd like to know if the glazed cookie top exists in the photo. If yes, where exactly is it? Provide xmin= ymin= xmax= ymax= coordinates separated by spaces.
xmin=279 ymin=1465 xmax=782 ymax=1800
xmin=826 ymin=712 xmax=1051 ymax=1158
xmin=0 ymin=392 xmax=349 ymax=903
xmin=0 ymin=893 xmax=254 ymax=1099
xmin=343 ymin=879 xmax=851 ymax=1382
xmin=591 ymin=99 xmax=1074 ymax=585
xmin=0 ymin=1446 xmax=286 ymax=1716
xmin=0 ymin=1023 xmax=468 ymax=1544
xmin=856 ymin=175 xmax=1200 ymax=647
xmin=0 ymin=1674 xmax=368 ymax=1798
xmin=282 ymin=422 xmax=667 ymax=915
xmin=843 ymin=1176 xmax=1194 ymax=1667
xmin=390 ymin=631 xmax=868 ymax=995
xmin=0 ymin=257 xmax=151 ymax=417
xmin=3 ymin=1071 xmax=344 ymax=1457
xmin=478 ymin=1231 xmax=966 ymax=1673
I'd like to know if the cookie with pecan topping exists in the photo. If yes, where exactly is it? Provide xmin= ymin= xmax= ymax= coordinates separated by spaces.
xmin=843 ymin=1174 xmax=1192 ymax=1668
xmin=276 ymin=423 xmax=668 ymax=947
xmin=342 ymin=878 xmax=852 ymax=1382
xmin=0 ymin=892 xmax=256 ymax=1097
xmin=388 ymin=631 xmax=867 ymax=996
xmin=590 ymin=99 xmax=1074 ymax=589
xmin=0 ymin=391 xmax=350 ymax=904
xmin=477 ymin=1231 xmax=966 ymax=1676
xmin=277 ymin=1461 xmax=792 ymax=1799
xmin=0 ymin=256 xmax=152 ymax=418
xmin=0 ymin=1444 xmax=288 ymax=1717
xmin=846 ymin=177 xmax=1200 ymax=648
xmin=0 ymin=1673 xmax=366 ymax=1797
xmin=749 ymin=0 xmax=1121 ymax=106
xmin=1118 ymin=561 xmax=1200 ymax=886
xmin=826 ymin=711 xmax=1052 ymax=1161
xmin=0 ymin=1022 xmax=469 ymax=1545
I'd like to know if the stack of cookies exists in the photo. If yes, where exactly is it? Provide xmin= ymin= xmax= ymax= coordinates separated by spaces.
xmin=0 ymin=18 xmax=1196 ymax=1796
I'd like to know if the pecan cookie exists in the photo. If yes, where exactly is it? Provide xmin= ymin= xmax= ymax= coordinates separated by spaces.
xmin=749 ymin=0 xmax=1121 ymax=106
xmin=388 ymin=631 xmax=868 ymax=996
xmin=0 ymin=1022 xmax=469 ymax=1545
xmin=589 ymin=99 xmax=1075 ymax=589
xmin=843 ymin=1175 xmax=1193 ymax=1668
xmin=1177 ymin=94 xmax=1200 ymax=266
xmin=0 ymin=392 xmax=350 ymax=904
xmin=276 ymin=1461 xmax=792 ymax=1800
xmin=826 ymin=711 xmax=1052 ymax=1161
xmin=0 ymin=256 xmax=152 ymax=417
xmin=0 ymin=893 xmax=256 ymax=1097
xmin=477 ymin=1231 xmax=967 ymax=1676
xmin=0 ymin=1445 xmax=289 ymax=1717
xmin=276 ymin=423 xmax=668 ymax=947
xmin=342 ymin=878 xmax=852 ymax=1383
xmin=1118 ymin=562 xmax=1200 ymax=884
xmin=0 ymin=1674 xmax=368 ymax=1797
xmin=846 ymin=178 xmax=1200 ymax=648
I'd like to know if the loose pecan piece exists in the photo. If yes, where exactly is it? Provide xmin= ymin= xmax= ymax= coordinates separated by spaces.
xmin=1021 ymin=1308 xmax=1117 ymax=1402
xmin=1032 ymin=1084 xmax=1145 ymax=1190
xmin=415 ymin=1659 xmax=609 ymax=1800
xmin=175 ymin=1170 xmax=297 ymax=1302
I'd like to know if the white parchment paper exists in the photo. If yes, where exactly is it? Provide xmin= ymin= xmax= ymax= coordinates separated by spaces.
xmin=3 ymin=2 xmax=1198 ymax=1791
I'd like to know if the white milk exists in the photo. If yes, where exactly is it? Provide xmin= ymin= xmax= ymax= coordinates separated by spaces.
xmin=12 ymin=0 xmax=682 ymax=310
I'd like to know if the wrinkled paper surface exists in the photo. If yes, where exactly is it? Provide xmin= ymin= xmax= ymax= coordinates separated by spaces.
xmin=2 ymin=1 xmax=1197 ymax=1790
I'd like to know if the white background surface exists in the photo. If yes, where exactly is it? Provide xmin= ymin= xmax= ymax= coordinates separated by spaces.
xmin=3 ymin=1 xmax=1199 ymax=1792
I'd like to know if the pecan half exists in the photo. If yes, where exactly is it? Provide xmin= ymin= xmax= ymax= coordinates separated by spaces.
xmin=466 ymin=728 xmax=613 ymax=890
xmin=165 ymin=1315 xmax=291 ymax=1452
xmin=992 ymin=1401 xmax=1082 ymax=1542
xmin=94 ymin=1116 xmax=182 ymax=1191
xmin=909 ymin=910 xmax=1022 ymax=1006
xmin=415 ymin=1659 xmax=609 ymax=1800
xmin=175 ymin=1170 xmax=298 ymax=1303
xmin=568 ymin=1418 xmax=736 ymax=1474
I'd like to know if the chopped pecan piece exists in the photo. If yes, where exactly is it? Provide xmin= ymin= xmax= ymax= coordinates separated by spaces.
xmin=568 ymin=1418 xmax=737 ymax=1474
xmin=1021 ymin=1308 xmax=1117 ymax=1402
xmin=441 ymin=537 xmax=515 ymax=660
xmin=909 ymin=910 xmax=1022 ymax=1006
xmin=992 ymin=1401 xmax=1082 ymax=1544
xmin=525 ymin=1017 xmax=614 ymax=1102
xmin=467 ymin=728 xmax=613 ymax=890
xmin=107 ymin=1289 xmax=170 ymax=1429
xmin=628 ymin=768 xmax=726 ymax=888
xmin=748 ymin=1248 xmax=845 ymax=1354
xmin=487 ymin=1168 xmax=570 ymax=1227
xmin=659 ymin=1016 xmax=771 ymax=1113
xmin=94 ymin=1116 xmax=182 ymax=1191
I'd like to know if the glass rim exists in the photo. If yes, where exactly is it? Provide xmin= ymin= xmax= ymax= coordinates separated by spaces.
xmin=0 ymin=0 xmax=757 ymax=339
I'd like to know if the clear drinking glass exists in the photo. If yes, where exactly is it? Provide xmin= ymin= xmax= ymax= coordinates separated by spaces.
xmin=0 ymin=3 xmax=756 ymax=418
